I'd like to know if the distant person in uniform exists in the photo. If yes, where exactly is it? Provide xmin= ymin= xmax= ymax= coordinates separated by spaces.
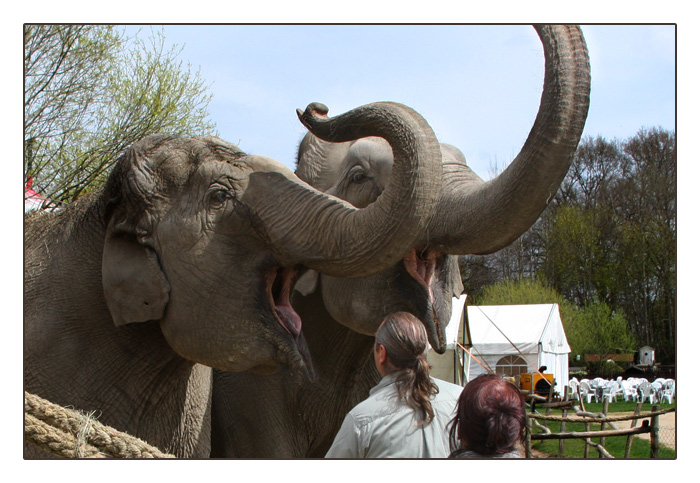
xmin=448 ymin=374 xmax=526 ymax=458
xmin=325 ymin=312 xmax=462 ymax=458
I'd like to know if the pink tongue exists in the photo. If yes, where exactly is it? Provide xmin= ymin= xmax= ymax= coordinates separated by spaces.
xmin=275 ymin=305 xmax=302 ymax=339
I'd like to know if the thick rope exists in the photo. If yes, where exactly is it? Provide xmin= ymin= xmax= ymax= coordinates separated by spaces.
xmin=24 ymin=392 xmax=175 ymax=458
xmin=528 ymin=407 xmax=675 ymax=423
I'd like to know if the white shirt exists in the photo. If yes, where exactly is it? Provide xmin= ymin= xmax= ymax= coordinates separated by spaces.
xmin=325 ymin=373 xmax=462 ymax=458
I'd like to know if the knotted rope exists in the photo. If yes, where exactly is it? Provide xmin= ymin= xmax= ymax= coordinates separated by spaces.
xmin=24 ymin=392 xmax=175 ymax=458
xmin=528 ymin=407 xmax=675 ymax=423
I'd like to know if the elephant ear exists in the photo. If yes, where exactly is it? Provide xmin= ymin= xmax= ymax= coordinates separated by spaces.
xmin=101 ymin=135 xmax=172 ymax=326
xmin=102 ymin=229 xmax=170 ymax=326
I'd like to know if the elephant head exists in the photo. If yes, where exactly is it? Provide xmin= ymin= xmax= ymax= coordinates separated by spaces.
xmin=100 ymin=101 xmax=442 ymax=375
xmin=295 ymin=25 xmax=591 ymax=351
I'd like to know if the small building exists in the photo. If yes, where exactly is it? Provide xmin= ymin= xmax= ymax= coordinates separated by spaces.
xmin=638 ymin=346 xmax=655 ymax=366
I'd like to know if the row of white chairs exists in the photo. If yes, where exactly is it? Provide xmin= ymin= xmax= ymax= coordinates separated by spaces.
xmin=568 ymin=377 xmax=675 ymax=404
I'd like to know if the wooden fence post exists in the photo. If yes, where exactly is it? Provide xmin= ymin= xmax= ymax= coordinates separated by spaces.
xmin=559 ymin=389 xmax=569 ymax=455
xmin=650 ymin=404 xmax=660 ymax=458
xmin=624 ymin=401 xmax=643 ymax=458
xmin=525 ymin=415 xmax=532 ymax=458
xmin=599 ymin=398 xmax=609 ymax=457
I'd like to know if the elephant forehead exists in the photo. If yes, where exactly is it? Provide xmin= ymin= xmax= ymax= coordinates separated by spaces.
xmin=347 ymin=137 xmax=393 ymax=161
xmin=192 ymin=161 xmax=252 ymax=192
xmin=150 ymin=136 xmax=247 ymax=180
xmin=346 ymin=139 xmax=394 ymax=176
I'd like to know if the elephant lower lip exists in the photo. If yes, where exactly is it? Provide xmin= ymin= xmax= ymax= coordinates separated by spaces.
xmin=425 ymin=309 xmax=446 ymax=354
xmin=275 ymin=305 xmax=301 ymax=339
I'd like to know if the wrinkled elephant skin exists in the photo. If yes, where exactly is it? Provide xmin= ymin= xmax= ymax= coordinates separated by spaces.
xmin=210 ymin=25 xmax=591 ymax=458
xmin=24 ymin=101 xmax=443 ymax=457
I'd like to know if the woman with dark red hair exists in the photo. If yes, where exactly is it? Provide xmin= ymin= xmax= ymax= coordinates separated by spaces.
xmin=448 ymin=374 xmax=526 ymax=458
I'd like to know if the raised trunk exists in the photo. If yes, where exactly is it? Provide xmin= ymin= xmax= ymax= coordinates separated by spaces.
xmin=245 ymin=101 xmax=442 ymax=278
xmin=426 ymin=25 xmax=591 ymax=254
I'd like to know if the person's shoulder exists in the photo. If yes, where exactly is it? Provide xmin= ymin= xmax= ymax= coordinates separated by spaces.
xmin=433 ymin=378 xmax=463 ymax=398
xmin=347 ymin=385 xmax=392 ymax=420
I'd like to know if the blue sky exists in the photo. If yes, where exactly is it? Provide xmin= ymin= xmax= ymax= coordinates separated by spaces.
xmin=125 ymin=24 xmax=676 ymax=180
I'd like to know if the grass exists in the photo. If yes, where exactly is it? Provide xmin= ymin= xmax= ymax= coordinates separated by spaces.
xmin=529 ymin=400 xmax=676 ymax=459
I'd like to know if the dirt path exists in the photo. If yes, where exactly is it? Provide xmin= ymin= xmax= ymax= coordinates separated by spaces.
xmin=630 ymin=411 xmax=676 ymax=449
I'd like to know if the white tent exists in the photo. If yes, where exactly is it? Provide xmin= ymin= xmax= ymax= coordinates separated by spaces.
xmin=428 ymin=300 xmax=571 ymax=396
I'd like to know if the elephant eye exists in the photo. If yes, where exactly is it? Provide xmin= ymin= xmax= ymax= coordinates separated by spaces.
xmin=351 ymin=170 xmax=369 ymax=184
xmin=209 ymin=189 xmax=232 ymax=207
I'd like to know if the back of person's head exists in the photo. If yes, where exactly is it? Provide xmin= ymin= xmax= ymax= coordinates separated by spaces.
xmin=375 ymin=312 xmax=438 ymax=426
xmin=449 ymin=374 xmax=526 ymax=455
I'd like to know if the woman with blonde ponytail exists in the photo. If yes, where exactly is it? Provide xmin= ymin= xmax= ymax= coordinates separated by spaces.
xmin=325 ymin=312 xmax=462 ymax=458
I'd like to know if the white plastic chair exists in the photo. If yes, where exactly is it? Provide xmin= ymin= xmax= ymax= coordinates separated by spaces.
xmin=621 ymin=379 xmax=639 ymax=402
xmin=660 ymin=380 xmax=675 ymax=404
xmin=602 ymin=381 xmax=621 ymax=403
xmin=637 ymin=381 xmax=657 ymax=403
xmin=578 ymin=380 xmax=598 ymax=404
xmin=651 ymin=381 xmax=664 ymax=402
xmin=568 ymin=378 xmax=580 ymax=401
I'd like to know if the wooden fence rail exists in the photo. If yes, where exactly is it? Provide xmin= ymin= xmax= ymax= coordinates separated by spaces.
xmin=524 ymin=389 xmax=674 ymax=458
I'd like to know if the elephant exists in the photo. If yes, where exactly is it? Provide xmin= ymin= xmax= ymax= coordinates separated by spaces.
xmin=210 ymin=25 xmax=591 ymax=458
xmin=23 ymin=101 xmax=444 ymax=458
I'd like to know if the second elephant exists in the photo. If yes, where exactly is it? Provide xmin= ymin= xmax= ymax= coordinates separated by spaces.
xmin=210 ymin=25 xmax=591 ymax=458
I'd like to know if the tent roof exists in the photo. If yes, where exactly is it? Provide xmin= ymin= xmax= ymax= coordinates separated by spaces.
xmin=466 ymin=304 xmax=570 ymax=356
xmin=439 ymin=300 xmax=570 ymax=356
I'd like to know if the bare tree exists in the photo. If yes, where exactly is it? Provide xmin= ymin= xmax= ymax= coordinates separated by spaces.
xmin=24 ymin=25 xmax=216 ymax=204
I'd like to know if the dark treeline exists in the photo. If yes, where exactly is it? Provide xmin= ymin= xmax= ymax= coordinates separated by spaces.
xmin=460 ymin=127 xmax=676 ymax=364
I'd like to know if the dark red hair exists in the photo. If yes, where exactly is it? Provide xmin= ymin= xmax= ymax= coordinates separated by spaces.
xmin=449 ymin=374 xmax=526 ymax=455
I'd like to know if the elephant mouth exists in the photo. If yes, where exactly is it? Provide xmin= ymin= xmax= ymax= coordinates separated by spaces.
xmin=404 ymin=248 xmax=447 ymax=353
xmin=266 ymin=267 xmax=302 ymax=340
xmin=261 ymin=266 xmax=314 ymax=378
xmin=404 ymin=248 xmax=439 ymax=302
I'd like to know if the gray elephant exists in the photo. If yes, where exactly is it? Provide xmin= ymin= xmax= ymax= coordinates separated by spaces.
xmin=23 ymin=101 xmax=444 ymax=458
xmin=210 ymin=25 xmax=591 ymax=458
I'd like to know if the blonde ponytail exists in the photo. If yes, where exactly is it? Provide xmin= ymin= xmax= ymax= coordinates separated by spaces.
xmin=375 ymin=312 xmax=438 ymax=425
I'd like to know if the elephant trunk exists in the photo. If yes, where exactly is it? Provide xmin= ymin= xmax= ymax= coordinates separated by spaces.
xmin=426 ymin=25 xmax=591 ymax=255
xmin=245 ymin=101 xmax=443 ymax=278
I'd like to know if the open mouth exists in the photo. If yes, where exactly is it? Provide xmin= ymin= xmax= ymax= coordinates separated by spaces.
xmin=261 ymin=266 xmax=314 ymax=379
xmin=404 ymin=248 xmax=439 ymax=303
xmin=403 ymin=248 xmax=447 ymax=353
xmin=266 ymin=267 xmax=302 ymax=340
